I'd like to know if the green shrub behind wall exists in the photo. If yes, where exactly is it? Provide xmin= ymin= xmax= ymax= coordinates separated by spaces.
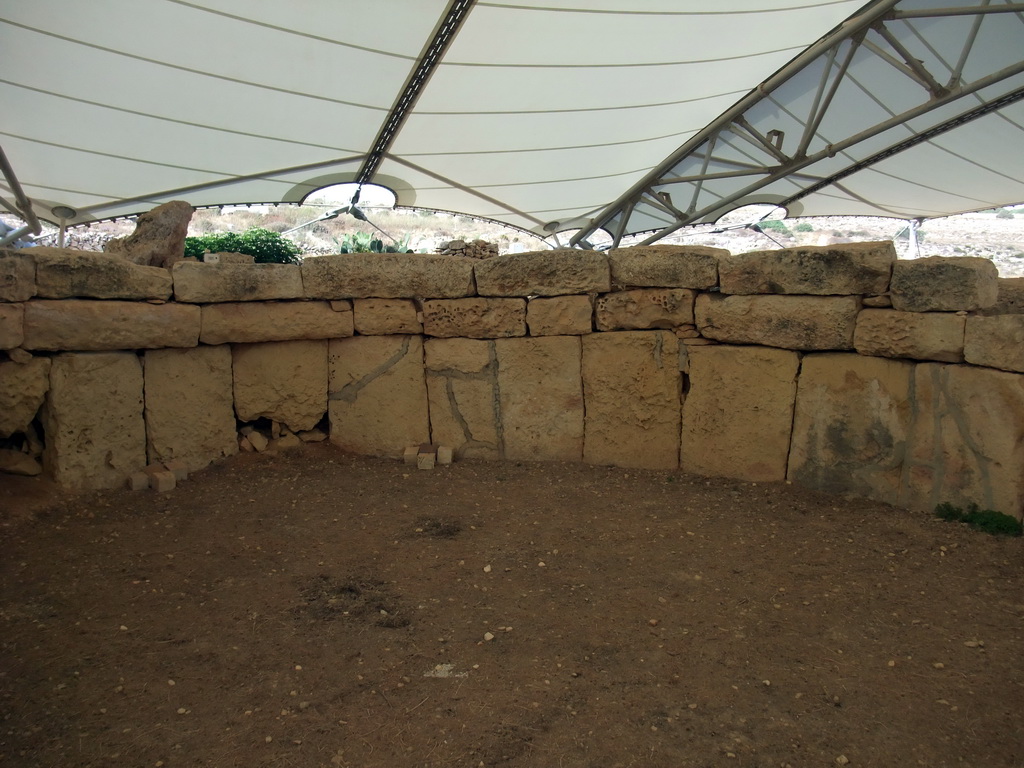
xmin=184 ymin=228 xmax=301 ymax=264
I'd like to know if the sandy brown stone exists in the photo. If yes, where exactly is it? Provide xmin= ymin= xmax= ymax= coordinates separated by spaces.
xmin=353 ymin=298 xmax=422 ymax=335
xmin=422 ymin=298 xmax=526 ymax=339
xmin=23 ymin=299 xmax=199 ymax=351
xmin=608 ymin=245 xmax=722 ymax=289
xmin=43 ymin=352 xmax=146 ymax=490
xmin=890 ymin=257 xmax=998 ymax=312
xmin=424 ymin=338 xmax=500 ymax=460
xmin=144 ymin=345 xmax=238 ymax=472
xmin=982 ymin=277 xmax=1024 ymax=315
xmin=696 ymin=294 xmax=858 ymax=350
xmin=681 ymin=345 xmax=799 ymax=482
xmin=34 ymin=249 xmax=173 ymax=300
xmin=200 ymin=301 xmax=353 ymax=345
xmin=233 ymin=340 xmax=328 ymax=432
xmin=963 ymin=314 xmax=1024 ymax=373
xmin=0 ymin=357 xmax=50 ymax=438
xmin=496 ymin=337 xmax=583 ymax=461
xmin=0 ymin=448 xmax=41 ymax=476
xmin=900 ymin=363 xmax=1024 ymax=519
xmin=0 ymin=251 xmax=35 ymax=302
xmin=854 ymin=309 xmax=965 ymax=363
xmin=582 ymin=331 xmax=680 ymax=470
xmin=787 ymin=354 xmax=913 ymax=505
xmin=595 ymin=289 xmax=695 ymax=331
xmin=329 ymin=335 xmax=429 ymax=458
xmin=0 ymin=303 xmax=23 ymax=349
xmin=103 ymin=200 xmax=193 ymax=268
xmin=719 ymin=242 xmax=894 ymax=296
xmin=475 ymin=249 xmax=609 ymax=297
xmin=172 ymin=262 xmax=303 ymax=303
xmin=526 ymin=295 xmax=593 ymax=336
xmin=302 ymin=253 xmax=475 ymax=299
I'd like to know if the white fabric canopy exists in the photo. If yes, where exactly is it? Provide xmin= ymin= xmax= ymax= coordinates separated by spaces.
xmin=2 ymin=0 xmax=1022 ymax=242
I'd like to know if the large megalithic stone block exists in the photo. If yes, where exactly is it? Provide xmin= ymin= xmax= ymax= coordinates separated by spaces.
xmin=424 ymin=338 xmax=501 ymax=459
xmin=681 ymin=345 xmax=799 ymax=481
xmin=34 ymin=248 xmax=173 ymax=300
xmin=0 ymin=355 xmax=51 ymax=438
xmin=595 ymin=289 xmax=695 ymax=331
xmin=200 ymin=300 xmax=354 ymax=344
xmin=787 ymin=353 xmax=913 ymax=505
xmin=607 ymin=245 xmax=722 ymax=290
xmin=302 ymin=253 xmax=476 ymax=299
xmin=422 ymin=298 xmax=526 ymax=338
xmin=718 ymin=242 xmax=894 ymax=296
xmin=172 ymin=262 xmax=303 ymax=303
xmin=0 ymin=251 xmax=35 ymax=302
xmin=900 ymin=363 xmax=1024 ymax=520
xmin=43 ymin=351 xmax=146 ymax=490
xmin=495 ymin=336 xmax=583 ymax=461
xmin=964 ymin=315 xmax=1024 ymax=373
xmin=23 ymin=299 xmax=200 ymax=351
xmin=854 ymin=308 xmax=965 ymax=363
xmin=144 ymin=345 xmax=238 ymax=472
xmin=582 ymin=331 xmax=681 ymax=470
xmin=696 ymin=294 xmax=859 ymax=351
xmin=0 ymin=303 xmax=23 ymax=349
xmin=328 ymin=335 xmax=430 ymax=458
xmin=233 ymin=339 xmax=328 ymax=432
xmin=475 ymin=249 xmax=610 ymax=297
xmin=890 ymin=256 xmax=998 ymax=312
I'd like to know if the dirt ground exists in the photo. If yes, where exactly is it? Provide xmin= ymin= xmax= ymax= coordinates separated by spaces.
xmin=1 ymin=444 xmax=1022 ymax=768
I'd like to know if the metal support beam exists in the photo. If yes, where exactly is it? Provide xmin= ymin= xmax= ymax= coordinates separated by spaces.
xmin=0 ymin=144 xmax=42 ymax=242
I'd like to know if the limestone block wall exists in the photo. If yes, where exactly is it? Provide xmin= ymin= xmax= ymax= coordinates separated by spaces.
xmin=1 ymin=244 xmax=1022 ymax=522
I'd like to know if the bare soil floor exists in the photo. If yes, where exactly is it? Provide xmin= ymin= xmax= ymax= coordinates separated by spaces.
xmin=1 ymin=445 xmax=1022 ymax=768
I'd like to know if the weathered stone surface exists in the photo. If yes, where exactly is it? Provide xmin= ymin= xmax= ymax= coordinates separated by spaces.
xmin=982 ymin=277 xmax=1024 ymax=315
xmin=582 ymin=331 xmax=680 ymax=470
xmin=233 ymin=340 xmax=327 ymax=432
xmin=103 ymin=200 xmax=193 ymax=268
xmin=527 ymin=295 xmax=593 ymax=336
xmin=201 ymin=301 xmax=353 ymax=344
xmin=964 ymin=315 xmax=1024 ymax=373
xmin=854 ymin=309 xmax=965 ymax=362
xmin=34 ymin=248 xmax=172 ymax=300
xmin=0 ymin=356 xmax=50 ymax=438
xmin=422 ymin=298 xmax=526 ymax=339
xmin=0 ymin=448 xmax=41 ymax=476
xmin=0 ymin=251 xmax=34 ymax=302
xmin=719 ymin=242 xmax=894 ymax=296
xmin=788 ymin=354 xmax=913 ymax=504
xmin=144 ymin=345 xmax=238 ymax=472
xmin=595 ymin=289 xmax=695 ymax=331
xmin=696 ymin=294 xmax=858 ymax=350
xmin=302 ymin=253 xmax=475 ymax=299
xmin=496 ymin=337 xmax=583 ymax=461
xmin=172 ymin=262 xmax=303 ymax=303
xmin=475 ymin=249 xmax=610 ymax=297
xmin=890 ymin=256 xmax=998 ymax=312
xmin=23 ymin=300 xmax=200 ymax=351
xmin=681 ymin=345 xmax=799 ymax=481
xmin=901 ymin=364 xmax=1024 ymax=519
xmin=353 ymin=298 xmax=422 ymax=335
xmin=204 ymin=252 xmax=253 ymax=265
xmin=608 ymin=245 xmax=722 ymax=289
xmin=329 ymin=335 xmax=429 ymax=458
xmin=43 ymin=352 xmax=146 ymax=489
xmin=425 ymin=338 xmax=500 ymax=459
xmin=0 ymin=303 xmax=23 ymax=348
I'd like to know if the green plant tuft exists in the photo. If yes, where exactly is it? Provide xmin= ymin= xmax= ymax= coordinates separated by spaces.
xmin=334 ymin=231 xmax=416 ymax=254
xmin=794 ymin=222 xmax=814 ymax=233
xmin=934 ymin=502 xmax=1022 ymax=536
xmin=184 ymin=227 xmax=301 ymax=264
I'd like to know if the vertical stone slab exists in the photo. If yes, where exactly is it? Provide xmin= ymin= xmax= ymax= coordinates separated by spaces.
xmin=144 ymin=345 xmax=238 ymax=472
xmin=496 ymin=337 xmax=583 ymax=461
xmin=424 ymin=338 xmax=501 ymax=459
xmin=901 ymin=364 xmax=1024 ymax=520
xmin=582 ymin=331 xmax=680 ymax=470
xmin=0 ymin=303 xmax=23 ymax=349
xmin=328 ymin=335 xmax=430 ymax=458
xmin=681 ymin=345 xmax=799 ymax=481
xmin=233 ymin=340 xmax=327 ymax=431
xmin=43 ymin=352 xmax=146 ymax=490
xmin=0 ymin=356 xmax=51 ymax=437
xmin=787 ymin=353 xmax=913 ymax=504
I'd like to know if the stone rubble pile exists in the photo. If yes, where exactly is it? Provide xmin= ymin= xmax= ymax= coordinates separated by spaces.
xmin=436 ymin=239 xmax=499 ymax=260
xmin=1 ymin=239 xmax=1023 ymax=521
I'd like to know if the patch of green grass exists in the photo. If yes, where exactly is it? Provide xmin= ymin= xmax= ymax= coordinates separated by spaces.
xmin=935 ymin=502 xmax=1023 ymax=536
